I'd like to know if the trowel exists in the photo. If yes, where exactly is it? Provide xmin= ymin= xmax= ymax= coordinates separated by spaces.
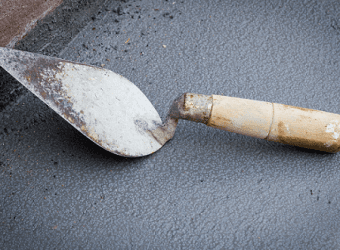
xmin=1 ymin=47 xmax=340 ymax=157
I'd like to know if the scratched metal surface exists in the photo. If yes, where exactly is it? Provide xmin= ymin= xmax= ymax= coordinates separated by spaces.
xmin=0 ymin=48 xmax=163 ymax=157
xmin=1 ymin=0 xmax=340 ymax=249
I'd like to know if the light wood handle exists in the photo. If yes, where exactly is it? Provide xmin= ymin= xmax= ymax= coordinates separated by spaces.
xmin=206 ymin=95 xmax=340 ymax=153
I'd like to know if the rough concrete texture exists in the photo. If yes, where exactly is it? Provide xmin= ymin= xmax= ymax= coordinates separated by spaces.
xmin=0 ymin=0 xmax=63 ymax=47
xmin=1 ymin=0 xmax=340 ymax=249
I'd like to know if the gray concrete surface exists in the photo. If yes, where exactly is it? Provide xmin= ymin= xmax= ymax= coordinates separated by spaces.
xmin=1 ymin=0 xmax=340 ymax=249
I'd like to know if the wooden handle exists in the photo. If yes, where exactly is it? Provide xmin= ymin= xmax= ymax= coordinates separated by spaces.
xmin=206 ymin=95 xmax=340 ymax=153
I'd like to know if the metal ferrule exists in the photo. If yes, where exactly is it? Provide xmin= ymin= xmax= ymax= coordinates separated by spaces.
xmin=168 ymin=93 xmax=213 ymax=124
